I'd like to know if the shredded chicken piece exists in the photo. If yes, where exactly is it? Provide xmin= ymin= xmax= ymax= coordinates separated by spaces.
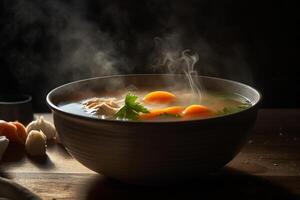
xmin=82 ymin=97 xmax=122 ymax=116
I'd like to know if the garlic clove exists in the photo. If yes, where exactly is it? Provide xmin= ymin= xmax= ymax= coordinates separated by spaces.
xmin=26 ymin=116 xmax=57 ymax=140
xmin=26 ymin=120 xmax=36 ymax=135
xmin=41 ymin=117 xmax=56 ymax=139
xmin=25 ymin=130 xmax=47 ymax=156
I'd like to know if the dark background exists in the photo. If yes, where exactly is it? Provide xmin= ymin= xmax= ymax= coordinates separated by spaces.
xmin=0 ymin=0 xmax=299 ymax=111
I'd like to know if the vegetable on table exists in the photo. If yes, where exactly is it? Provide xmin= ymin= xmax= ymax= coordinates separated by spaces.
xmin=25 ymin=130 xmax=47 ymax=156
xmin=0 ymin=120 xmax=17 ymax=142
xmin=0 ymin=120 xmax=26 ymax=144
xmin=12 ymin=121 xmax=27 ymax=144
xmin=26 ymin=116 xmax=57 ymax=140
xmin=0 ymin=117 xmax=57 ymax=157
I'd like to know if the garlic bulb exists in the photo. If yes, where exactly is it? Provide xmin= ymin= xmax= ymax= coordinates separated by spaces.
xmin=25 ymin=130 xmax=47 ymax=156
xmin=0 ymin=136 xmax=9 ymax=161
xmin=26 ymin=116 xmax=56 ymax=140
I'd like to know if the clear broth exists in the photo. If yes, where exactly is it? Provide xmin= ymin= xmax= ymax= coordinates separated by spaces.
xmin=58 ymin=90 xmax=251 ymax=121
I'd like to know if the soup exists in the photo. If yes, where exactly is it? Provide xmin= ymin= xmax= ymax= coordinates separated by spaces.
xmin=59 ymin=89 xmax=251 ymax=121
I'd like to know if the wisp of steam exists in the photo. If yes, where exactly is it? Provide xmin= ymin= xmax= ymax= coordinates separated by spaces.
xmin=154 ymin=43 xmax=202 ymax=102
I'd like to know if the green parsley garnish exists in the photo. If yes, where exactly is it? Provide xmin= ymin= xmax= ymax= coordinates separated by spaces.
xmin=217 ymin=103 xmax=251 ymax=116
xmin=115 ymin=93 xmax=149 ymax=120
xmin=157 ymin=113 xmax=182 ymax=119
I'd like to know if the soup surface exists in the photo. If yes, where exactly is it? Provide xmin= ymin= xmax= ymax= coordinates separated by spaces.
xmin=58 ymin=90 xmax=251 ymax=121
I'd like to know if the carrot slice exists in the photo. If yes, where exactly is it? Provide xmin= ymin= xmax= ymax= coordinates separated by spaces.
xmin=143 ymin=91 xmax=176 ymax=104
xmin=140 ymin=106 xmax=184 ymax=120
xmin=182 ymin=105 xmax=213 ymax=118
xmin=163 ymin=106 xmax=185 ymax=115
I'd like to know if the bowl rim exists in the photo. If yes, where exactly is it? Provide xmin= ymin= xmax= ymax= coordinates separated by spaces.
xmin=46 ymin=74 xmax=262 ymax=124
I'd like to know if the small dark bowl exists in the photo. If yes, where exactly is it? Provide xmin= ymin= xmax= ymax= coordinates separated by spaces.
xmin=0 ymin=94 xmax=33 ymax=125
xmin=47 ymin=74 xmax=261 ymax=185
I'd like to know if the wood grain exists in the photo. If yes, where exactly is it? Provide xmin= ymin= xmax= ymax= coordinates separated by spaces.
xmin=1 ymin=109 xmax=300 ymax=200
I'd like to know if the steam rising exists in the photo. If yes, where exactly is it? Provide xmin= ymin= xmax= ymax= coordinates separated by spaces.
xmin=58 ymin=15 xmax=121 ymax=80
xmin=153 ymin=37 xmax=202 ymax=102
xmin=1 ymin=0 xmax=254 ymax=110
xmin=157 ymin=49 xmax=202 ymax=101
xmin=181 ymin=50 xmax=202 ymax=101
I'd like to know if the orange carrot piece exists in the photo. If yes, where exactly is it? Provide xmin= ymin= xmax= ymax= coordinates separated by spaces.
xmin=163 ymin=106 xmax=185 ymax=115
xmin=140 ymin=106 xmax=184 ymax=120
xmin=143 ymin=91 xmax=176 ymax=104
xmin=0 ymin=121 xmax=18 ymax=142
xmin=12 ymin=121 xmax=27 ymax=144
xmin=182 ymin=105 xmax=213 ymax=118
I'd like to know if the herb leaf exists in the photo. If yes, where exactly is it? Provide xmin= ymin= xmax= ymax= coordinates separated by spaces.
xmin=218 ymin=103 xmax=251 ymax=116
xmin=125 ymin=93 xmax=149 ymax=113
xmin=158 ymin=113 xmax=182 ymax=119
xmin=115 ymin=93 xmax=149 ymax=120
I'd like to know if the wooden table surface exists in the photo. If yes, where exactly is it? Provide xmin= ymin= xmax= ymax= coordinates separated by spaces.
xmin=1 ymin=109 xmax=300 ymax=200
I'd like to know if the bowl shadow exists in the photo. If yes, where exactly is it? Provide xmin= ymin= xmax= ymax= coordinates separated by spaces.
xmin=27 ymin=154 xmax=55 ymax=170
xmin=83 ymin=167 xmax=300 ymax=200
